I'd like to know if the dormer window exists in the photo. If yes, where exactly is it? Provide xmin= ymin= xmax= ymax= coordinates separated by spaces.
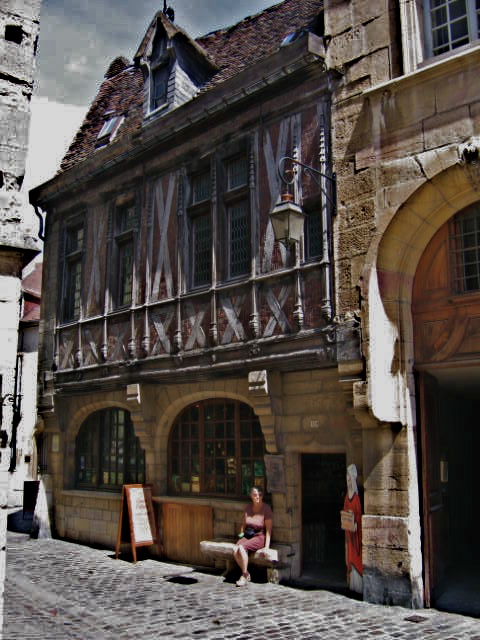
xmin=96 ymin=115 xmax=124 ymax=147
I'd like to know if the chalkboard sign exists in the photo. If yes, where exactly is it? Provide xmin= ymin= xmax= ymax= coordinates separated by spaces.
xmin=115 ymin=484 xmax=161 ymax=563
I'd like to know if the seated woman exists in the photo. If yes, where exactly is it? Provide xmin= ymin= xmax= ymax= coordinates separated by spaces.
xmin=233 ymin=486 xmax=272 ymax=586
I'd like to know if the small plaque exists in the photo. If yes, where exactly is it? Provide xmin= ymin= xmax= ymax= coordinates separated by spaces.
xmin=340 ymin=509 xmax=355 ymax=531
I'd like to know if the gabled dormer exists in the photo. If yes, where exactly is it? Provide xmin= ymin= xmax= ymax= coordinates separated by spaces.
xmin=134 ymin=10 xmax=218 ymax=121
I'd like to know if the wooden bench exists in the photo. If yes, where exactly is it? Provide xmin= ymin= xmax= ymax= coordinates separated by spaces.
xmin=199 ymin=538 xmax=292 ymax=583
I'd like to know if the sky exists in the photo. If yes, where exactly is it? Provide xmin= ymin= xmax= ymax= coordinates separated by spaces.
xmin=26 ymin=0 xmax=279 ymax=188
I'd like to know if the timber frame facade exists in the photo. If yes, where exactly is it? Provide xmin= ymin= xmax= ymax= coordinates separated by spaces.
xmin=32 ymin=0 xmax=480 ymax=614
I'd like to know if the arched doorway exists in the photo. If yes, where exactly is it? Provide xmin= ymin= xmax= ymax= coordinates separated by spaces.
xmin=413 ymin=202 xmax=480 ymax=615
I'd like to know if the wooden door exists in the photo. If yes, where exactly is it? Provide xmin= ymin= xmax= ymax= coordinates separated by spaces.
xmin=162 ymin=502 xmax=213 ymax=565
xmin=419 ymin=372 xmax=449 ymax=606
xmin=301 ymin=453 xmax=345 ymax=574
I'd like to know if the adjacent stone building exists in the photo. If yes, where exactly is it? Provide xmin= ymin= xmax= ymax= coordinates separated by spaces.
xmin=1 ymin=0 xmax=42 ymax=621
xmin=31 ymin=0 xmax=480 ymax=614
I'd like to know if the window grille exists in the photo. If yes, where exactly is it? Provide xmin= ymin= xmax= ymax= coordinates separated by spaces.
xmin=168 ymin=400 xmax=266 ymax=497
xmin=63 ymin=225 xmax=84 ymax=321
xmin=193 ymin=214 xmax=211 ymax=287
xmin=76 ymin=409 xmax=145 ymax=491
xmin=229 ymin=200 xmax=250 ymax=277
xmin=192 ymin=171 xmax=211 ymax=203
xmin=227 ymin=156 xmax=248 ymax=190
xmin=450 ymin=204 xmax=480 ymax=293
xmin=114 ymin=203 xmax=136 ymax=307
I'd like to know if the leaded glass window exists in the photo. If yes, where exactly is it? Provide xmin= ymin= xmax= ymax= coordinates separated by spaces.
xmin=62 ymin=224 xmax=84 ymax=322
xmin=114 ymin=202 xmax=136 ymax=307
xmin=225 ymin=155 xmax=250 ymax=279
xmin=192 ymin=171 xmax=211 ymax=204
xmin=76 ymin=409 xmax=145 ymax=491
xmin=193 ymin=214 xmax=211 ymax=287
xmin=229 ymin=200 xmax=250 ymax=277
xmin=227 ymin=156 xmax=248 ymax=190
xmin=168 ymin=400 xmax=266 ymax=497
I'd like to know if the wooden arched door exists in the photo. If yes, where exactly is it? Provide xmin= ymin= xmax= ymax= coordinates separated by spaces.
xmin=413 ymin=202 xmax=480 ymax=612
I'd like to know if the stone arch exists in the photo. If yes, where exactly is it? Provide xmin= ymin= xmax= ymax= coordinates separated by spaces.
xmin=153 ymin=373 xmax=280 ymax=455
xmin=155 ymin=388 xmax=254 ymax=452
xmin=64 ymin=394 xmax=153 ymax=452
xmin=367 ymin=152 xmax=480 ymax=424
xmin=377 ymin=162 xmax=479 ymax=310
xmin=153 ymin=382 xmax=277 ymax=495
xmin=62 ymin=394 xmax=155 ymax=490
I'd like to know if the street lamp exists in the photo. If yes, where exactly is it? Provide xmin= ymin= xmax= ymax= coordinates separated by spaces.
xmin=269 ymin=156 xmax=336 ymax=247
xmin=269 ymin=192 xmax=306 ymax=248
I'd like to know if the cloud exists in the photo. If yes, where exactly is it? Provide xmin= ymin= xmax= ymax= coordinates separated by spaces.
xmin=36 ymin=0 xmax=277 ymax=105
xmin=25 ymin=97 xmax=87 ymax=189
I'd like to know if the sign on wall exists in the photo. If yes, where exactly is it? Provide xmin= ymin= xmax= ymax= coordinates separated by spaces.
xmin=265 ymin=454 xmax=286 ymax=493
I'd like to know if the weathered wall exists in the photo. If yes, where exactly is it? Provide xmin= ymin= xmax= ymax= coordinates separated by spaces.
xmin=325 ymin=0 xmax=480 ymax=609
xmin=48 ymin=367 xmax=359 ymax=579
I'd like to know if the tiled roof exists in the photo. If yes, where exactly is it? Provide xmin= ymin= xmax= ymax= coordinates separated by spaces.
xmin=21 ymin=261 xmax=42 ymax=324
xmin=197 ymin=0 xmax=323 ymax=88
xmin=22 ymin=260 xmax=42 ymax=297
xmin=60 ymin=0 xmax=323 ymax=174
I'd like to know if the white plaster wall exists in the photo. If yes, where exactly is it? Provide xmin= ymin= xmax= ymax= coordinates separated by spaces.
xmin=368 ymin=269 xmax=400 ymax=423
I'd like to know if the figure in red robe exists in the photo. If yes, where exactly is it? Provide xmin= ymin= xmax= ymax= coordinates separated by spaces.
xmin=342 ymin=463 xmax=363 ymax=593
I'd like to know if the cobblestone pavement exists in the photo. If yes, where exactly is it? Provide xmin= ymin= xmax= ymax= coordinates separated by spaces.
xmin=2 ymin=532 xmax=479 ymax=639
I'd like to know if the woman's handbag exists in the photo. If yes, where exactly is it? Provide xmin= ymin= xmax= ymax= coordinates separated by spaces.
xmin=243 ymin=526 xmax=256 ymax=539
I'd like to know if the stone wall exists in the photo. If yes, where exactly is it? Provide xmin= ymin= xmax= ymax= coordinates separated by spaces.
xmin=46 ymin=366 xmax=359 ymax=578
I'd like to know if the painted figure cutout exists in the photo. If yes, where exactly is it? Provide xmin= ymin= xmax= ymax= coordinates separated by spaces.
xmin=341 ymin=463 xmax=363 ymax=593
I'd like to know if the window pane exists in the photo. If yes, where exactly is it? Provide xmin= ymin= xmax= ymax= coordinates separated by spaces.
xmin=117 ymin=205 xmax=136 ymax=233
xmin=450 ymin=205 xmax=480 ymax=293
xmin=65 ymin=260 xmax=82 ymax=320
xmin=118 ymin=242 xmax=133 ymax=306
xmin=66 ymin=226 xmax=83 ymax=254
xmin=193 ymin=214 xmax=211 ymax=287
xmin=306 ymin=207 xmax=323 ymax=259
xmin=168 ymin=400 xmax=266 ymax=497
xmin=429 ymin=0 xmax=472 ymax=55
xmin=151 ymin=65 xmax=169 ymax=110
xmin=227 ymin=156 xmax=248 ymax=190
xmin=63 ymin=225 xmax=84 ymax=321
xmin=229 ymin=200 xmax=250 ymax=277
xmin=192 ymin=171 xmax=211 ymax=203
xmin=75 ymin=409 xmax=145 ymax=491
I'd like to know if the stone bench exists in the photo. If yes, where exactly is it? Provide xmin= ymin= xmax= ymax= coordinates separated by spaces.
xmin=199 ymin=538 xmax=292 ymax=583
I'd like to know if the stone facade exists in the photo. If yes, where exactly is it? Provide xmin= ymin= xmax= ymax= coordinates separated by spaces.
xmin=325 ymin=0 xmax=480 ymax=610
xmin=32 ymin=0 xmax=480 ymax=614
xmin=0 ymin=0 xmax=42 ymax=625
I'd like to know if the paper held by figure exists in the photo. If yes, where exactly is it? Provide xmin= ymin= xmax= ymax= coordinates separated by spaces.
xmin=340 ymin=509 xmax=355 ymax=532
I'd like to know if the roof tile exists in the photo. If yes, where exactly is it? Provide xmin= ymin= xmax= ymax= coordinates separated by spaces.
xmin=59 ymin=0 xmax=323 ymax=174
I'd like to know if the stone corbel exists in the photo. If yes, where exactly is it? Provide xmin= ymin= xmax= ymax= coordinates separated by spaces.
xmin=248 ymin=370 xmax=278 ymax=453
xmin=459 ymin=137 xmax=480 ymax=189
xmin=126 ymin=383 xmax=154 ymax=449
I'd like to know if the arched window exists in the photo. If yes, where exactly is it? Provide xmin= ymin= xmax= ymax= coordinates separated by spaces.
xmin=168 ymin=400 xmax=266 ymax=497
xmin=76 ymin=409 xmax=145 ymax=491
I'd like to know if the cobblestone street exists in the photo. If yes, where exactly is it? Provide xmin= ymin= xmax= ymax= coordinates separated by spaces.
xmin=2 ymin=532 xmax=479 ymax=639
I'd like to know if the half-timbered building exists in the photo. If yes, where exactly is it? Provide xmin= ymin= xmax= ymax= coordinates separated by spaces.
xmin=31 ymin=0 xmax=480 ymax=615
xmin=32 ymin=0 xmax=356 ymax=586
